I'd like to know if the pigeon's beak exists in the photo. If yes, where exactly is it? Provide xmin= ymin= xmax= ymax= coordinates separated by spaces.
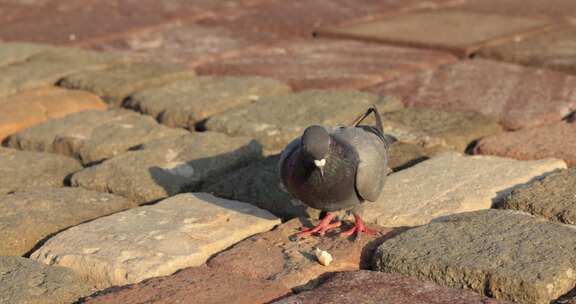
xmin=314 ymin=159 xmax=326 ymax=178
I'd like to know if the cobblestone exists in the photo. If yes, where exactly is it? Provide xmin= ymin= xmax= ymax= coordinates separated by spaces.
xmin=71 ymin=132 xmax=262 ymax=203
xmin=0 ymin=147 xmax=82 ymax=195
xmin=31 ymin=193 xmax=280 ymax=289
xmin=374 ymin=209 xmax=576 ymax=304
xmin=58 ymin=62 xmax=196 ymax=106
xmin=125 ymin=76 xmax=291 ymax=130
xmin=0 ymin=187 xmax=135 ymax=256
xmin=369 ymin=59 xmax=576 ymax=130
xmin=6 ymin=109 xmax=189 ymax=165
xmin=196 ymin=39 xmax=457 ymax=91
xmin=0 ymin=86 xmax=106 ymax=141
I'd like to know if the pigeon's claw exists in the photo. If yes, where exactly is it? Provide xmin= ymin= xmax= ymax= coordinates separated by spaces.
xmin=340 ymin=212 xmax=376 ymax=238
xmin=296 ymin=212 xmax=341 ymax=238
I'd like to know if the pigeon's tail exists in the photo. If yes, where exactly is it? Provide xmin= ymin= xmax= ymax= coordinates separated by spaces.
xmin=350 ymin=104 xmax=388 ymax=148
xmin=350 ymin=104 xmax=383 ymax=131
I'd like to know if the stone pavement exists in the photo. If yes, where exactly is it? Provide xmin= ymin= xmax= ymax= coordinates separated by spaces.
xmin=373 ymin=209 xmax=576 ymax=304
xmin=2 ymin=0 xmax=576 ymax=303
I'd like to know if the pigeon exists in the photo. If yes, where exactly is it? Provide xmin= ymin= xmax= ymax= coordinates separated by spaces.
xmin=279 ymin=105 xmax=389 ymax=238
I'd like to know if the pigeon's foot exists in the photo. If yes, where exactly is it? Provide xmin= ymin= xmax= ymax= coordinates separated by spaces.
xmin=296 ymin=212 xmax=341 ymax=238
xmin=340 ymin=212 xmax=375 ymax=238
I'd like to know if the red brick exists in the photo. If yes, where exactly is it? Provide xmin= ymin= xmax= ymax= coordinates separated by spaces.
xmin=367 ymin=59 xmax=576 ymax=130
xmin=317 ymin=9 xmax=558 ymax=57
xmin=83 ymin=266 xmax=288 ymax=304
xmin=0 ymin=0 xmax=269 ymax=45
xmin=276 ymin=271 xmax=511 ymax=304
xmin=85 ymin=22 xmax=255 ymax=66
xmin=0 ymin=3 xmax=41 ymax=24
xmin=479 ymin=25 xmax=576 ymax=75
xmin=0 ymin=1 xmax=88 ymax=25
xmin=196 ymin=39 xmax=457 ymax=91
xmin=0 ymin=87 xmax=107 ymax=141
xmin=474 ymin=121 xmax=576 ymax=167
xmin=456 ymin=0 xmax=576 ymax=20
xmin=197 ymin=0 xmax=465 ymax=43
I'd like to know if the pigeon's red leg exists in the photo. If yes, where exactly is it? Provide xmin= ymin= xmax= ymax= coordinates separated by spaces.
xmin=296 ymin=212 xmax=341 ymax=238
xmin=340 ymin=212 xmax=376 ymax=237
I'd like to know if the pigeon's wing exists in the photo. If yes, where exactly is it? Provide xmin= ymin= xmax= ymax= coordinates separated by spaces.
xmin=278 ymin=137 xmax=301 ymax=184
xmin=335 ymin=127 xmax=388 ymax=202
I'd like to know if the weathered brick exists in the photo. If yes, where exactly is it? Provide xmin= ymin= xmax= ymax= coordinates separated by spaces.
xmin=31 ymin=193 xmax=280 ymax=289
xmin=368 ymin=59 xmax=576 ymax=130
xmin=59 ymin=62 xmax=196 ymax=105
xmin=474 ymin=121 xmax=576 ymax=167
xmin=0 ymin=87 xmax=107 ymax=141
xmin=125 ymin=76 xmax=291 ymax=129
xmin=374 ymin=209 xmax=576 ymax=304
xmin=71 ymin=132 xmax=262 ymax=203
xmin=6 ymin=109 xmax=189 ymax=165
xmin=0 ymin=47 xmax=125 ymax=98
xmin=317 ymin=9 xmax=558 ymax=57
xmin=196 ymin=39 xmax=457 ymax=91
xmin=0 ymin=147 xmax=82 ymax=195
xmin=0 ymin=187 xmax=136 ymax=256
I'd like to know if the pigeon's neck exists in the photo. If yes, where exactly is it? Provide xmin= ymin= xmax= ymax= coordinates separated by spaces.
xmin=298 ymin=140 xmax=353 ymax=175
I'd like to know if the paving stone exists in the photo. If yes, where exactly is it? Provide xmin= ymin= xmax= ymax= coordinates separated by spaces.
xmin=479 ymin=26 xmax=576 ymax=75
xmin=0 ymin=47 xmax=125 ymax=98
xmin=31 ymin=193 xmax=280 ymax=289
xmin=81 ymin=218 xmax=395 ymax=303
xmin=317 ymin=10 xmax=557 ymax=57
xmin=205 ymin=90 xmax=401 ymax=153
xmin=0 ymin=256 xmax=93 ymax=304
xmin=71 ymin=132 xmax=262 ymax=204
xmin=362 ymin=152 xmax=566 ymax=226
xmin=82 ymin=265 xmax=290 ymax=304
xmin=0 ymin=0 xmax=245 ymax=45
xmin=58 ymin=63 xmax=196 ymax=106
xmin=0 ymin=87 xmax=107 ymax=141
xmin=0 ymin=187 xmax=136 ymax=256
xmin=80 ymin=0 xmax=463 ymax=63
xmin=86 ymin=22 xmax=256 ymax=66
xmin=387 ymin=141 xmax=446 ymax=172
xmin=202 ymin=154 xmax=306 ymax=220
xmin=456 ymin=0 xmax=576 ymax=20
xmin=197 ymin=0 xmax=466 ymax=43
xmin=0 ymin=42 xmax=53 ymax=66
xmin=196 ymin=39 xmax=457 ymax=91
xmin=275 ymin=270 xmax=509 ymax=304
xmin=381 ymin=108 xmax=503 ymax=152
xmin=0 ymin=147 xmax=82 ymax=195
xmin=368 ymin=59 xmax=576 ymax=130
xmin=373 ymin=209 xmax=576 ymax=304
xmin=499 ymin=168 xmax=576 ymax=224
xmin=0 ymin=1 xmax=113 ymax=29
xmin=474 ymin=121 xmax=576 ymax=167
xmin=0 ymin=2 xmax=36 ymax=24
xmin=125 ymin=76 xmax=292 ymax=130
xmin=6 ymin=109 xmax=189 ymax=165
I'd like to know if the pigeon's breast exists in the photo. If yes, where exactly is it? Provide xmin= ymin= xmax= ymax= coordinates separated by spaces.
xmin=285 ymin=149 xmax=360 ymax=212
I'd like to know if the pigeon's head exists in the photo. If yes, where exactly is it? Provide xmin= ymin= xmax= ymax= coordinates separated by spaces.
xmin=301 ymin=125 xmax=330 ymax=176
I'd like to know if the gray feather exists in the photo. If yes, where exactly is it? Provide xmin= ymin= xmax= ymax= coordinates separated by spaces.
xmin=278 ymin=137 xmax=300 ymax=176
xmin=333 ymin=127 xmax=388 ymax=202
